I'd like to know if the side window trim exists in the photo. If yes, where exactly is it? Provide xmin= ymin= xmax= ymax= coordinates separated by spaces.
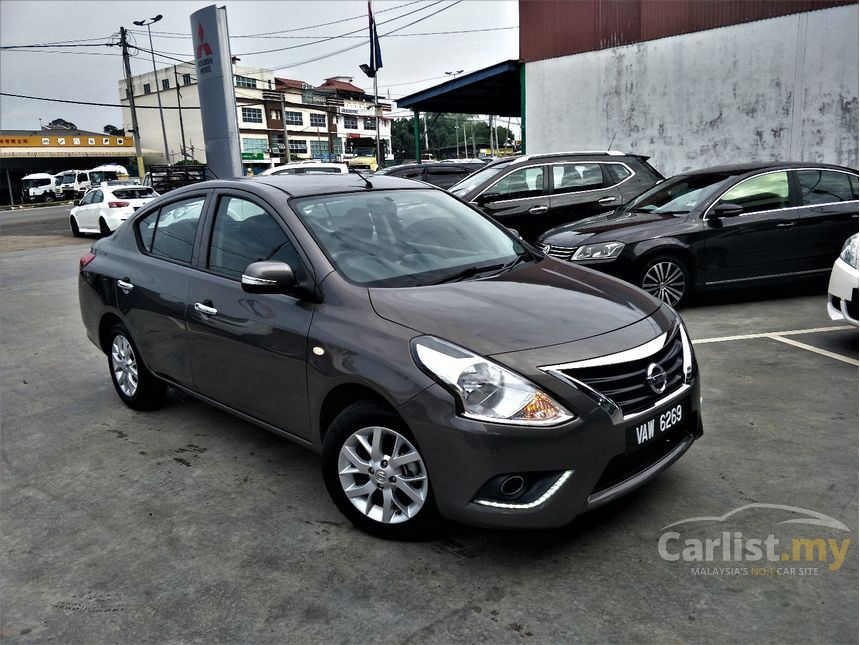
xmin=199 ymin=188 xmax=313 ymax=283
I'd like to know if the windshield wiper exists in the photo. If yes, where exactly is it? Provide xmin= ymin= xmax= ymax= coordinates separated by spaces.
xmin=430 ymin=263 xmax=505 ymax=285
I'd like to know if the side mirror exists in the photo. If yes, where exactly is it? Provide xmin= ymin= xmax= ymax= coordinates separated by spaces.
xmin=241 ymin=261 xmax=298 ymax=295
xmin=507 ymin=227 xmax=521 ymax=238
xmin=711 ymin=202 xmax=743 ymax=218
xmin=78 ymin=199 xmax=85 ymax=206
xmin=476 ymin=192 xmax=501 ymax=206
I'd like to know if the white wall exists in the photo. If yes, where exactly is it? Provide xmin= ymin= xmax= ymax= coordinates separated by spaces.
xmin=525 ymin=5 xmax=859 ymax=176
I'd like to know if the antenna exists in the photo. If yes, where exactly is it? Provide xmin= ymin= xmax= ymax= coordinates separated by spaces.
xmin=350 ymin=168 xmax=373 ymax=189
xmin=607 ymin=130 xmax=617 ymax=150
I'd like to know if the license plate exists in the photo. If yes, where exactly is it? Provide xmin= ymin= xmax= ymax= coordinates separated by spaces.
xmin=626 ymin=401 xmax=685 ymax=451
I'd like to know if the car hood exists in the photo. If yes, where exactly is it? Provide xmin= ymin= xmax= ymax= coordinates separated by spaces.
xmin=539 ymin=209 xmax=687 ymax=245
xmin=368 ymin=258 xmax=661 ymax=356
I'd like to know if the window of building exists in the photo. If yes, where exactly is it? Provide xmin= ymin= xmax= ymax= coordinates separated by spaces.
xmin=235 ymin=75 xmax=257 ymax=89
xmin=271 ymin=134 xmax=285 ymax=151
xmin=310 ymin=139 xmax=343 ymax=158
xmin=242 ymin=137 xmax=268 ymax=153
xmin=270 ymin=110 xmax=282 ymax=121
xmin=143 ymin=83 xmax=151 ymax=95
xmin=310 ymin=113 xmax=327 ymax=128
xmin=289 ymin=140 xmax=308 ymax=154
xmin=162 ymin=78 xmax=170 ymax=90
xmin=343 ymin=115 xmax=358 ymax=129
xmin=284 ymin=111 xmax=303 ymax=126
xmin=241 ymin=107 xmax=263 ymax=124
xmin=363 ymin=117 xmax=376 ymax=130
xmin=183 ymin=73 xmax=192 ymax=86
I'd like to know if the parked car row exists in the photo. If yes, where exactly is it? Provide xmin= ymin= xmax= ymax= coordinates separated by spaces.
xmin=21 ymin=164 xmax=130 ymax=203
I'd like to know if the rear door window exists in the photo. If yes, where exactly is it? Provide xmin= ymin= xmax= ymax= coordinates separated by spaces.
xmin=716 ymin=172 xmax=790 ymax=214
xmin=137 ymin=196 xmax=205 ymax=264
xmin=552 ymin=163 xmax=605 ymax=193
xmin=796 ymin=170 xmax=857 ymax=205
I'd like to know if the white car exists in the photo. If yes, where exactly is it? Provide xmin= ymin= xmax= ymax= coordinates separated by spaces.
xmin=69 ymin=184 xmax=159 ymax=236
xmin=827 ymin=233 xmax=859 ymax=326
xmin=261 ymin=162 xmax=349 ymax=176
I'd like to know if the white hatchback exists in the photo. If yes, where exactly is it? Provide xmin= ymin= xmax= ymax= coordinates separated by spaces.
xmin=261 ymin=162 xmax=348 ymax=176
xmin=70 ymin=184 xmax=159 ymax=236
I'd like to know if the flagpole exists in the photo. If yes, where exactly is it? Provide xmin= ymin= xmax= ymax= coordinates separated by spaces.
xmin=374 ymin=73 xmax=381 ymax=169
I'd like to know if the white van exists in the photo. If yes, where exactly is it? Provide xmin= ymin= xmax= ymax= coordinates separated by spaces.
xmin=21 ymin=173 xmax=58 ymax=203
xmin=90 ymin=164 xmax=129 ymax=185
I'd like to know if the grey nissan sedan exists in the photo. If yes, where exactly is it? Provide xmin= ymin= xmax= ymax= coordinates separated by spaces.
xmin=78 ymin=174 xmax=702 ymax=539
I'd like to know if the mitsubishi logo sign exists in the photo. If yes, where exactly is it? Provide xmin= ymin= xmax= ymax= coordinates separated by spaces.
xmin=195 ymin=23 xmax=213 ymax=59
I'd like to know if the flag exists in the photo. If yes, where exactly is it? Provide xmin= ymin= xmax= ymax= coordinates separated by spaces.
xmin=368 ymin=1 xmax=383 ymax=75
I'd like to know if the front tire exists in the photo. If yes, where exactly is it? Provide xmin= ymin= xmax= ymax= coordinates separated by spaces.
xmin=322 ymin=402 xmax=442 ymax=539
xmin=107 ymin=323 xmax=166 ymax=410
xmin=43 ymin=192 xmax=55 ymax=203
xmin=70 ymin=216 xmax=82 ymax=238
xmin=639 ymin=255 xmax=691 ymax=307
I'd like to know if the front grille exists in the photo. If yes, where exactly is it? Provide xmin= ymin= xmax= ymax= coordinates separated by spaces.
xmin=560 ymin=330 xmax=684 ymax=415
xmin=545 ymin=245 xmax=576 ymax=261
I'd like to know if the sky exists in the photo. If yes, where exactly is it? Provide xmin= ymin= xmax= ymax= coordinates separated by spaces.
xmin=0 ymin=0 xmax=520 ymax=133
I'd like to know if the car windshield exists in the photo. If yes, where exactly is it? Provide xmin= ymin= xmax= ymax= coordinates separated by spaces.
xmin=291 ymin=189 xmax=525 ymax=288
xmin=449 ymin=162 xmax=511 ymax=197
xmin=623 ymin=173 xmax=735 ymax=214
xmin=23 ymin=178 xmax=50 ymax=189
xmin=61 ymin=174 xmax=76 ymax=185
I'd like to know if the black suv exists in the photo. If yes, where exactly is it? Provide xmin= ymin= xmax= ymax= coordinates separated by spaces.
xmin=376 ymin=161 xmax=486 ymax=189
xmin=449 ymin=151 xmax=663 ymax=242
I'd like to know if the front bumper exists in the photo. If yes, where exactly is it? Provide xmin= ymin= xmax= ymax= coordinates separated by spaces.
xmin=398 ymin=376 xmax=701 ymax=529
xmin=827 ymin=257 xmax=859 ymax=326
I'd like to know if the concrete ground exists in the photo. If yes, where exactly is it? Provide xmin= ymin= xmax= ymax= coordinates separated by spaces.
xmin=1 ymin=217 xmax=857 ymax=643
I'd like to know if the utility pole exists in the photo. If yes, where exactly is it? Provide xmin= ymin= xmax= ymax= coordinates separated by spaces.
xmin=134 ymin=15 xmax=170 ymax=163
xmin=120 ymin=26 xmax=145 ymax=179
xmin=173 ymin=65 xmax=188 ymax=159
xmin=281 ymin=93 xmax=291 ymax=163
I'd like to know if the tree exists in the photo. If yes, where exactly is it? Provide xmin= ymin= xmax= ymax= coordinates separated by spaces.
xmin=47 ymin=118 xmax=77 ymax=130
xmin=391 ymin=113 xmax=516 ymax=161
xmin=103 ymin=125 xmax=124 ymax=136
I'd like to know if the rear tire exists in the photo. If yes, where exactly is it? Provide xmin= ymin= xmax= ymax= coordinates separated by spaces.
xmin=107 ymin=323 xmax=166 ymax=411
xmin=43 ymin=192 xmax=55 ymax=203
xmin=322 ymin=401 xmax=442 ymax=540
xmin=638 ymin=255 xmax=691 ymax=308
xmin=70 ymin=216 xmax=83 ymax=238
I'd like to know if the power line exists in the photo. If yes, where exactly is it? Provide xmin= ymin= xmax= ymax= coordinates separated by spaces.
xmin=0 ymin=91 xmax=200 ymax=110
xmin=0 ymin=48 xmax=123 ymax=57
xmin=0 ymin=42 xmax=113 ymax=50
xmin=261 ymin=0 xmax=463 ymax=72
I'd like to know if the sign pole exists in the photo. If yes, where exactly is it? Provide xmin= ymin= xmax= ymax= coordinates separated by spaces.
xmin=120 ymin=26 xmax=146 ymax=179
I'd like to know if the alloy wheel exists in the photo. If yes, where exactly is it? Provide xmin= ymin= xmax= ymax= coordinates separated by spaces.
xmin=337 ymin=426 xmax=428 ymax=525
xmin=642 ymin=260 xmax=686 ymax=306
xmin=110 ymin=335 xmax=139 ymax=397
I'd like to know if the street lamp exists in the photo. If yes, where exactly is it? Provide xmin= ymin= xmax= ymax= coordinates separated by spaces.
xmin=445 ymin=71 xmax=464 ymax=158
xmin=133 ymin=14 xmax=171 ymax=163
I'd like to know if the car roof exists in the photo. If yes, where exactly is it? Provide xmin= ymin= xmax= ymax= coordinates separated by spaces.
xmin=485 ymin=151 xmax=636 ymax=167
xmin=681 ymin=161 xmax=858 ymax=176
xmin=164 ymin=173 xmax=432 ymax=199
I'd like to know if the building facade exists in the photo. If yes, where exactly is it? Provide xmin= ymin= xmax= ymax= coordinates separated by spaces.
xmin=520 ymin=0 xmax=859 ymax=176
xmin=119 ymin=65 xmax=392 ymax=173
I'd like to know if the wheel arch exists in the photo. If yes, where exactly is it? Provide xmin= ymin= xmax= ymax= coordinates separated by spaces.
xmin=632 ymin=241 xmax=697 ymax=281
xmin=318 ymin=382 xmax=400 ymax=443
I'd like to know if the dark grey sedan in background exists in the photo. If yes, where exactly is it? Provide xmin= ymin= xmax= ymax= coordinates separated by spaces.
xmin=79 ymin=174 xmax=702 ymax=539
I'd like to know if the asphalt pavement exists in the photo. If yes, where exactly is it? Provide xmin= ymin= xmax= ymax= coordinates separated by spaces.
xmin=1 ymin=230 xmax=857 ymax=643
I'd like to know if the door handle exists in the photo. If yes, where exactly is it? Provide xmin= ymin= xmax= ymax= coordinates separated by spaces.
xmin=117 ymin=279 xmax=133 ymax=292
xmin=776 ymin=222 xmax=796 ymax=228
xmin=528 ymin=205 xmax=549 ymax=214
xmin=598 ymin=196 xmax=617 ymax=204
xmin=194 ymin=302 xmax=218 ymax=316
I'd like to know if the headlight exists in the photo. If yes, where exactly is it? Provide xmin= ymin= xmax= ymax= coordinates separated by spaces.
xmin=677 ymin=317 xmax=695 ymax=384
xmin=839 ymin=234 xmax=858 ymax=269
xmin=572 ymin=241 xmax=624 ymax=260
xmin=412 ymin=336 xmax=574 ymax=426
